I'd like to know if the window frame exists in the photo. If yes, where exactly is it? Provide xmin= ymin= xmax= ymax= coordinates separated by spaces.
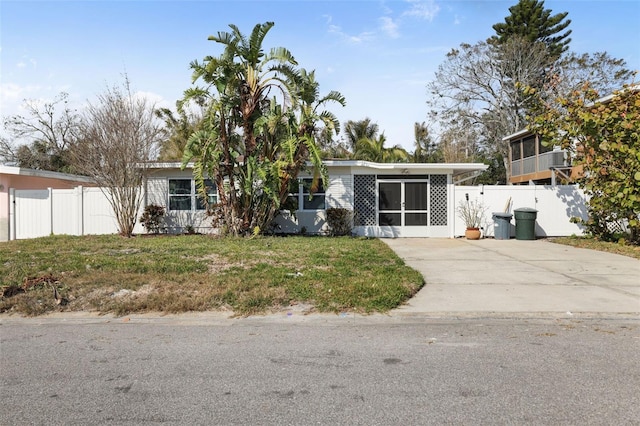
xmin=279 ymin=178 xmax=327 ymax=212
xmin=522 ymin=135 xmax=537 ymax=158
xmin=298 ymin=178 xmax=327 ymax=211
xmin=300 ymin=178 xmax=326 ymax=211
xmin=168 ymin=178 xmax=217 ymax=212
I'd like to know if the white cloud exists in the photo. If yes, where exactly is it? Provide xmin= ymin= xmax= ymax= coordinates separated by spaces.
xmin=15 ymin=56 xmax=37 ymax=69
xmin=133 ymin=90 xmax=172 ymax=110
xmin=454 ymin=14 xmax=461 ymax=25
xmin=328 ymin=23 xmax=375 ymax=44
xmin=0 ymin=83 xmax=41 ymax=103
xmin=403 ymin=0 xmax=441 ymax=22
xmin=379 ymin=1 xmax=393 ymax=15
xmin=379 ymin=16 xmax=400 ymax=39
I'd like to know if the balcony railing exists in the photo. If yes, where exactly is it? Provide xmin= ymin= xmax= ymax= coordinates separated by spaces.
xmin=511 ymin=150 xmax=567 ymax=177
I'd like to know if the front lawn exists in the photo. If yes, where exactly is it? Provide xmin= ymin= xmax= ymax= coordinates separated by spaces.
xmin=0 ymin=234 xmax=424 ymax=316
xmin=551 ymin=236 xmax=640 ymax=260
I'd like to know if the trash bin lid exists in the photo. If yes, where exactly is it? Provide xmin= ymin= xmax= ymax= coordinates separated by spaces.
xmin=514 ymin=207 xmax=538 ymax=213
xmin=492 ymin=212 xmax=513 ymax=218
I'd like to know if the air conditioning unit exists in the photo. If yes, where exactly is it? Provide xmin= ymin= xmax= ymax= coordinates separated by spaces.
xmin=549 ymin=151 xmax=566 ymax=167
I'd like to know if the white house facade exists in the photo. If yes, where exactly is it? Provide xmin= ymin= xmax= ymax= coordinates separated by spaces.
xmin=144 ymin=161 xmax=488 ymax=238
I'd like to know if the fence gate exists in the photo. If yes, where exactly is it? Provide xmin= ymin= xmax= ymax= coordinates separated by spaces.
xmin=14 ymin=189 xmax=52 ymax=239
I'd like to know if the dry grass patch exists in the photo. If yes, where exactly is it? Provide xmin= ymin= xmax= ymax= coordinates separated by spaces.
xmin=551 ymin=236 xmax=640 ymax=260
xmin=0 ymin=234 xmax=424 ymax=316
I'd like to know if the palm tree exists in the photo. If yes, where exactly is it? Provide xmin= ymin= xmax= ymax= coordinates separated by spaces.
xmin=182 ymin=22 xmax=344 ymax=235
xmin=353 ymin=134 xmax=409 ymax=163
xmin=343 ymin=118 xmax=378 ymax=153
xmin=284 ymin=69 xmax=345 ymax=200
xmin=412 ymin=121 xmax=442 ymax=163
xmin=156 ymin=102 xmax=204 ymax=161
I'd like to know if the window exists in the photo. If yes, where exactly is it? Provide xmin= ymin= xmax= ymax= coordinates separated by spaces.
xmin=168 ymin=179 xmax=217 ymax=211
xmin=280 ymin=178 xmax=326 ymax=212
xmin=301 ymin=178 xmax=325 ymax=210
xmin=522 ymin=135 xmax=536 ymax=158
xmin=511 ymin=140 xmax=521 ymax=161
xmin=538 ymin=137 xmax=552 ymax=154
xmin=196 ymin=179 xmax=218 ymax=209
xmin=169 ymin=179 xmax=192 ymax=211
xmin=281 ymin=179 xmax=300 ymax=212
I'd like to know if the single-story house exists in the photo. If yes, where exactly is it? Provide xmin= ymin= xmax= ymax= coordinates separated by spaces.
xmin=144 ymin=161 xmax=488 ymax=238
xmin=0 ymin=165 xmax=96 ymax=241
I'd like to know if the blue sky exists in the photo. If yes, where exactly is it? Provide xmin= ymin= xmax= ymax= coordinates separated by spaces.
xmin=1 ymin=0 xmax=639 ymax=151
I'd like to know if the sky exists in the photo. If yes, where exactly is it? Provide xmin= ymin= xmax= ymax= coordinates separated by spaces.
xmin=1 ymin=0 xmax=639 ymax=152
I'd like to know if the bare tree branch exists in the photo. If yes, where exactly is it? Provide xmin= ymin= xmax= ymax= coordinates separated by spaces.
xmin=72 ymin=77 xmax=162 ymax=237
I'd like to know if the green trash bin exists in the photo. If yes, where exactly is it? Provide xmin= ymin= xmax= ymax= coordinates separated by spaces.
xmin=514 ymin=207 xmax=538 ymax=240
xmin=492 ymin=212 xmax=512 ymax=240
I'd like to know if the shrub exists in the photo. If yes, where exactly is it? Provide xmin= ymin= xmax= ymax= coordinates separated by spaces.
xmin=139 ymin=204 xmax=165 ymax=234
xmin=326 ymin=208 xmax=353 ymax=236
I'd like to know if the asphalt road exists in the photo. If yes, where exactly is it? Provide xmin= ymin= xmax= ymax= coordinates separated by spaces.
xmin=1 ymin=315 xmax=639 ymax=425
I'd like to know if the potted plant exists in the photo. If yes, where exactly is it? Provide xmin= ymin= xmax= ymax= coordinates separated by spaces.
xmin=457 ymin=197 xmax=487 ymax=240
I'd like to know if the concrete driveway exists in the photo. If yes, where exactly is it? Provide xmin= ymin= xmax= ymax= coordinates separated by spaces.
xmin=384 ymin=238 xmax=640 ymax=317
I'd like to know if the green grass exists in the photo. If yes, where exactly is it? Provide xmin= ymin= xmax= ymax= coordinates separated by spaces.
xmin=0 ymin=234 xmax=424 ymax=316
xmin=551 ymin=236 xmax=640 ymax=260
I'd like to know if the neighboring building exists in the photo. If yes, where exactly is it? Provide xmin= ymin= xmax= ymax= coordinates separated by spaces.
xmin=144 ymin=161 xmax=488 ymax=238
xmin=505 ymin=85 xmax=640 ymax=185
xmin=0 ymin=166 xmax=95 ymax=241
xmin=504 ymin=129 xmax=578 ymax=185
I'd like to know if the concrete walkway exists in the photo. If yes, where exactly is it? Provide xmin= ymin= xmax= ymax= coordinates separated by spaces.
xmin=384 ymin=238 xmax=640 ymax=318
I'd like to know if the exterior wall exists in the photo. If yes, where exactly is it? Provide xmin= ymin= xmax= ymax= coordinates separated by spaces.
xmin=275 ymin=170 xmax=452 ymax=238
xmin=5 ymin=181 xmax=589 ymax=241
xmin=454 ymin=185 xmax=587 ymax=238
xmin=326 ymin=175 xmax=353 ymax=209
xmin=145 ymin=170 xmax=212 ymax=234
xmin=273 ymin=171 xmax=353 ymax=235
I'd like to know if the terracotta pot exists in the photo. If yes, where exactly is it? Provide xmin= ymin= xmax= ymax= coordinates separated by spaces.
xmin=465 ymin=227 xmax=481 ymax=240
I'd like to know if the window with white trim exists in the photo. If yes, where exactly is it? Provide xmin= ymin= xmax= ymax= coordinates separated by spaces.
xmin=301 ymin=178 xmax=325 ymax=210
xmin=168 ymin=179 xmax=217 ymax=211
xmin=280 ymin=178 xmax=326 ymax=212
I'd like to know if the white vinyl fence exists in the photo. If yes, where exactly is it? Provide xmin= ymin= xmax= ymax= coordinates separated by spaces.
xmin=454 ymin=185 xmax=587 ymax=238
xmin=6 ymin=184 xmax=588 ymax=240
xmin=8 ymin=187 xmax=143 ymax=240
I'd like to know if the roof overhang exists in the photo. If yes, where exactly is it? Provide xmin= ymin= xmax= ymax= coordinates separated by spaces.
xmin=143 ymin=160 xmax=488 ymax=177
xmin=0 ymin=165 xmax=95 ymax=184
xmin=144 ymin=162 xmax=186 ymax=170
xmin=502 ymin=128 xmax=533 ymax=141
xmin=322 ymin=160 xmax=487 ymax=176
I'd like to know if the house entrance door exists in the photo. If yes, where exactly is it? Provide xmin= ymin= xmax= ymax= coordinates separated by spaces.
xmin=378 ymin=180 xmax=429 ymax=237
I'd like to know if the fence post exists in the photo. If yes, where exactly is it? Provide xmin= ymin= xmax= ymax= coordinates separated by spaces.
xmin=48 ymin=187 xmax=54 ymax=236
xmin=77 ymin=186 xmax=84 ymax=236
xmin=9 ymin=188 xmax=16 ymax=240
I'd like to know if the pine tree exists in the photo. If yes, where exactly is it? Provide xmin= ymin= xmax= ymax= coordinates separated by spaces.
xmin=492 ymin=0 xmax=572 ymax=59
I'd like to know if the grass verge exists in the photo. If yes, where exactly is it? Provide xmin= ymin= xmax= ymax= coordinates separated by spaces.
xmin=0 ymin=234 xmax=424 ymax=317
xmin=551 ymin=236 xmax=640 ymax=260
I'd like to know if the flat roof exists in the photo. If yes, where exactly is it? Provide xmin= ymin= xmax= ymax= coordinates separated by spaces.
xmin=502 ymin=128 xmax=533 ymax=141
xmin=0 ymin=165 xmax=95 ymax=183
xmin=145 ymin=160 xmax=488 ymax=175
